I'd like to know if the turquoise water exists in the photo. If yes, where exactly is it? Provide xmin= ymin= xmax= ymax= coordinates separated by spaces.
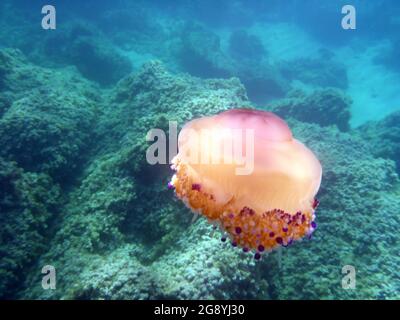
xmin=0 ymin=0 xmax=399 ymax=299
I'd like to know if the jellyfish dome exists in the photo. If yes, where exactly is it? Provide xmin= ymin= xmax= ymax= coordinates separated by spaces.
xmin=169 ymin=108 xmax=322 ymax=259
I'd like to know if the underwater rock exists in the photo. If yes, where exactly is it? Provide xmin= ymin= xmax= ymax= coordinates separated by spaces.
xmin=174 ymin=23 xmax=288 ymax=104
xmin=176 ymin=23 xmax=233 ymax=79
xmin=0 ymin=93 xmax=12 ymax=117
xmin=0 ymin=158 xmax=61 ymax=299
xmin=270 ymin=88 xmax=352 ymax=131
xmin=69 ymin=37 xmax=132 ymax=86
xmin=279 ymin=55 xmax=348 ymax=89
xmin=229 ymin=30 xmax=266 ymax=61
xmin=357 ymin=111 xmax=400 ymax=173
xmin=0 ymin=88 xmax=96 ymax=181
xmin=63 ymin=246 xmax=161 ymax=300
xmin=0 ymin=48 xmax=100 ymax=101
xmin=0 ymin=49 xmax=42 ymax=94
xmin=0 ymin=48 xmax=100 ymax=181
xmin=41 ymin=22 xmax=132 ymax=86
xmin=149 ymin=222 xmax=268 ymax=299
xmin=17 ymin=146 xmax=138 ymax=299
xmin=110 ymin=60 xmax=248 ymax=121
xmin=238 ymin=64 xmax=289 ymax=104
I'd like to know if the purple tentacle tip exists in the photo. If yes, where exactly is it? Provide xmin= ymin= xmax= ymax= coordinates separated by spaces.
xmin=311 ymin=221 xmax=317 ymax=229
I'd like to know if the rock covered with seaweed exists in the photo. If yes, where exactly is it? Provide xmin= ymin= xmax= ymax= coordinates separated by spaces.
xmin=357 ymin=111 xmax=400 ymax=174
xmin=0 ymin=157 xmax=61 ymax=297
xmin=0 ymin=48 xmax=101 ymax=299
xmin=270 ymin=88 xmax=352 ymax=131
xmin=0 ymin=49 xmax=100 ymax=181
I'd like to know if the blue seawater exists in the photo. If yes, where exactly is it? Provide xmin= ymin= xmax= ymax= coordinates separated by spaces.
xmin=0 ymin=0 xmax=399 ymax=300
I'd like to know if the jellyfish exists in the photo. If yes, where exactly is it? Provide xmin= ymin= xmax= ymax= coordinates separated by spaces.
xmin=169 ymin=108 xmax=322 ymax=259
